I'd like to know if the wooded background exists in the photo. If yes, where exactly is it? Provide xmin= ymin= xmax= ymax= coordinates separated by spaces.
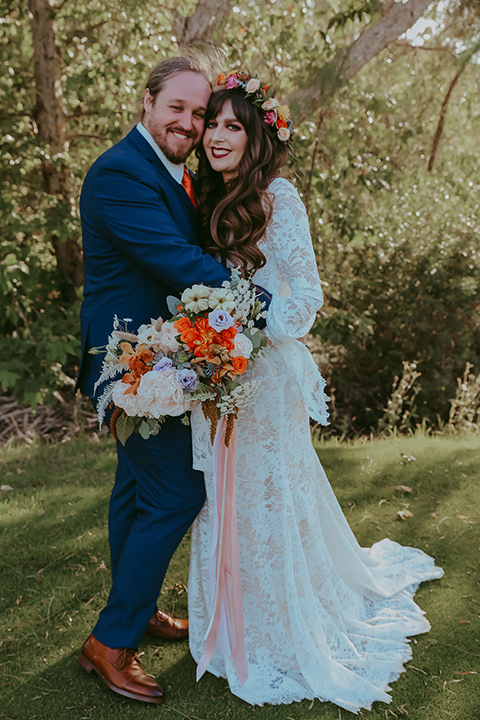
xmin=1 ymin=0 xmax=479 ymax=436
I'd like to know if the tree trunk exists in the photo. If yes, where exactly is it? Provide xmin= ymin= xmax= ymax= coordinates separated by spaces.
xmin=288 ymin=0 xmax=436 ymax=119
xmin=173 ymin=0 xmax=232 ymax=45
xmin=29 ymin=0 xmax=84 ymax=300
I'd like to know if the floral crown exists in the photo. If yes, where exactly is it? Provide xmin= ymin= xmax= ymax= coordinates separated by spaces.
xmin=216 ymin=71 xmax=292 ymax=142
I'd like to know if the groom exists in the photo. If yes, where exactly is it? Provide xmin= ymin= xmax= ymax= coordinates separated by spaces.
xmin=75 ymin=56 xmax=265 ymax=704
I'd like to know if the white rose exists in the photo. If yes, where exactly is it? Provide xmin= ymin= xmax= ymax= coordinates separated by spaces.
xmin=230 ymin=333 xmax=253 ymax=359
xmin=262 ymin=98 xmax=278 ymax=111
xmin=158 ymin=322 xmax=181 ymax=352
xmin=277 ymin=127 xmax=290 ymax=142
xmin=246 ymin=78 xmax=261 ymax=93
xmin=181 ymin=285 xmax=211 ymax=313
xmin=209 ymin=288 xmax=236 ymax=313
xmin=136 ymin=370 xmax=186 ymax=418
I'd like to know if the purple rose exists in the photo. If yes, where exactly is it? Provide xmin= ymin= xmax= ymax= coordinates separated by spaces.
xmin=153 ymin=357 xmax=173 ymax=372
xmin=208 ymin=309 xmax=234 ymax=332
xmin=176 ymin=368 xmax=198 ymax=391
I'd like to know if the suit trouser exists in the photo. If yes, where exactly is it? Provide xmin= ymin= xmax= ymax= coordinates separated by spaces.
xmin=92 ymin=416 xmax=205 ymax=649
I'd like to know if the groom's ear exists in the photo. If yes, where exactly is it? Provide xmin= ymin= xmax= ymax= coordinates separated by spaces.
xmin=144 ymin=89 xmax=153 ymax=114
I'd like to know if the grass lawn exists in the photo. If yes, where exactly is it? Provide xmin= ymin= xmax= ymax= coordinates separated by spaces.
xmin=0 ymin=432 xmax=479 ymax=720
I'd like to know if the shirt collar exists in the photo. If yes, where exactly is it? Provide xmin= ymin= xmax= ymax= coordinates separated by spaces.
xmin=136 ymin=122 xmax=185 ymax=184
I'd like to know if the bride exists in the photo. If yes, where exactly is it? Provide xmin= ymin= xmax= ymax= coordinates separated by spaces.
xmin=188 ymin=72 xmax=443 ymax=714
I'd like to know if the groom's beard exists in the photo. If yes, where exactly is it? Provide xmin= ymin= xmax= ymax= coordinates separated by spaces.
xmin=151 ymin=123 xmax=199 ymax=164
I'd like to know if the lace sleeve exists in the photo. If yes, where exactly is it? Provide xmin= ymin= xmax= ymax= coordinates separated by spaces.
xmin=263 ymin=178 xmax=323 ymax=343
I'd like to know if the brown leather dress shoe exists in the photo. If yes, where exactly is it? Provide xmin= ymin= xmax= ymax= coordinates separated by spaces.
xmin=145 ymin=609 xmax=189 ymax=640
xmin=78 ymin=634 xmax=164 ymax=704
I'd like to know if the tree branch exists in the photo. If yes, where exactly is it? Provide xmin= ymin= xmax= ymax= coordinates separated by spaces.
xmin=393 ymin=40 xmax=456 ymax=57
xmin=64 ymin=19 xmax=109 ymax=40
xmin=427 ymin=42 xmax=480 ymax=172
xmin=305 ymin=109 xmax=326 ymax=215
xmin=288 ymin=0 xmax=437 ymax=120
xmin=342 ymin=0 xmax=435 ymax=80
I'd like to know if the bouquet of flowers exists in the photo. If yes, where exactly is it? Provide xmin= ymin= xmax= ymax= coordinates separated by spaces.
xmin=90 ymin=270 xmax=268 ymax=446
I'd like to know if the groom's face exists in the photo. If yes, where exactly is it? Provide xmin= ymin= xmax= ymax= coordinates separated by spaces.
xmin=143 ymin=71 xmax=210 ymax=164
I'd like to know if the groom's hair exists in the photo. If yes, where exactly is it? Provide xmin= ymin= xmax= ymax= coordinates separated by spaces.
xmin=141 ymin=55 xmax=212 ymax=116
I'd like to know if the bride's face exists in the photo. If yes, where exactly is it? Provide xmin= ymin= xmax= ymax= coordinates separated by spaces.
xmin=203 ymin=100 xmax=248 ymax=182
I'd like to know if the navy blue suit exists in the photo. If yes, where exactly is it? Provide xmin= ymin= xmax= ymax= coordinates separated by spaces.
xmin=76 ymin=127 xmax=234 ymax=649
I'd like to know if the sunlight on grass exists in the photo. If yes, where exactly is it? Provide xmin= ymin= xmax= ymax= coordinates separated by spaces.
xmin=1 ymin=433 xmax=479 ymax=720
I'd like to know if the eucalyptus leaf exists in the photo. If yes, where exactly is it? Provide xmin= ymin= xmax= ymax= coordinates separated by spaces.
xmin=115 ymin=413 xmax=135 ymax=446
xmin=138 ymin=420 xmax=150 ymax=440
xmin=250 ymin=331 xmax=263 ymax=351
xmin=166 ymin=296 xmax=182 ymax=316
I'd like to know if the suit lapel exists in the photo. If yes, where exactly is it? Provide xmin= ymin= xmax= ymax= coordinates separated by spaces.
xmin=126 ymin=127 xmax=199 ymax=231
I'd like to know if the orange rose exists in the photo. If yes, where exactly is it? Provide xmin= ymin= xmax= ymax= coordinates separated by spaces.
xmin=218 ymin=326 xmax=236 ymax=351
xmin=221 ymin=327 xmax=237 ymax=341
xmin=276 ymin=117 xmax=287 ymax=129
xmin=217 ymin=73 xmax=226 ymax=85
xmin=220 ymin=339 xmax=234 ymax=351
xmin=232 ymin=356 xmax=248 ymax=374
xmin=174 ymin=317 xmax=193 ymax=333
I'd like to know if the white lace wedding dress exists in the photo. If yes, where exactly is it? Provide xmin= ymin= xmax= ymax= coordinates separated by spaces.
xmin=189 ymin=178 xmax=443 ymax=713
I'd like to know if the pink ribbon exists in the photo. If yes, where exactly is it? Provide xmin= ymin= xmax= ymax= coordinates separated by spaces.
xmin=196 ymin=415 xmax=248 ymax=686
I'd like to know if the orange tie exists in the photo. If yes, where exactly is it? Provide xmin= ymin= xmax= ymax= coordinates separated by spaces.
xmin=182 ymin=166 xmax=197 ymax=209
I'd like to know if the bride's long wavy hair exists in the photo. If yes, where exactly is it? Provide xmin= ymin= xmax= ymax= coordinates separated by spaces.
xmin=196 ymin=89 xmax=288 ymax=276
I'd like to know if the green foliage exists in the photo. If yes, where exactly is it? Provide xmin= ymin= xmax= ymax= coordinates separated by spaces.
xmin=321 ymin=0 xmax=381 ymax=39
xmin=295 ymin=27 xmax=480 ymax=433
xmin=448 ymin=362 xmax=480 ymax=431
xmin=313 ymin=169 xmax=480 ymax=431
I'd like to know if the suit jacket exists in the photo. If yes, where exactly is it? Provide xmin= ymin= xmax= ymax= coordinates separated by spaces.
xmin=75 ymin=126 xmax=232 ymax=397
